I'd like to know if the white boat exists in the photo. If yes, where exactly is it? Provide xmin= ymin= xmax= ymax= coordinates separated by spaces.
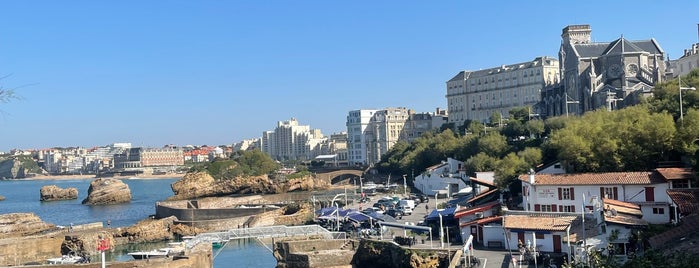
xmin=47 ymin=254 xmax=85 ymax=264
xmin=127 ymin=248 xmax=171 ymax=259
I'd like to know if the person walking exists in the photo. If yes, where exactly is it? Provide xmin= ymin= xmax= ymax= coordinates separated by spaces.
xmin=425 ymin=204 xmax=429 ymax=213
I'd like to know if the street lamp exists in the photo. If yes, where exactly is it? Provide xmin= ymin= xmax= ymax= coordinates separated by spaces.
xmin=679 ymin=74 xmax=697 ymax=123
xmin=331 ymin=193 xmax=346 ymax=232
xmin=402 ymin=174 xmax=407 ymax=196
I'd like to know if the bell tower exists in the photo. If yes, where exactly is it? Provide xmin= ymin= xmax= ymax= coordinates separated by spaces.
xmin=561 ymin=24 xmax=592 ymax=45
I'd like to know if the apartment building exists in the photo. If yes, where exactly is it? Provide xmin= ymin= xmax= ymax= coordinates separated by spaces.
xmin=347 ymin=109 xmax=378 ymax=165
xmin=261 ymin=118 xmax=325 ymax=161
xmin=446 ymin=57 xmax=559 ymax=127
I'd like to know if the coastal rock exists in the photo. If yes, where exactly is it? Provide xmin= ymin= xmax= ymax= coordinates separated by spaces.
xmin=40 ymin=185 xmax=78 ymax=201
xmin=352 ymin=239 xmax=445 ymax=268
xmin=0 ymin=195 xmax=4 ymax=201
xmin=81 ymin=178 xmax=132 ymax=205
xmin=115 ymin=216 xmax=177 ymax=243
xmin=168 ymin=172 xmax=330 ymax=200
xmin=0 ymin=213 xmax=55 ymax=239
xmin=0 ymin=158 xmax=25 ymax=179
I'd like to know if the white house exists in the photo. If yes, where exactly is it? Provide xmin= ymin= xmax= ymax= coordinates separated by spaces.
xmin=519 ymin=170 xmax=673 ymax=224
xmin=413 ymin=158 xmax=470 ymax=197
xmin=454 ymin=201 xmax=503 ymax=247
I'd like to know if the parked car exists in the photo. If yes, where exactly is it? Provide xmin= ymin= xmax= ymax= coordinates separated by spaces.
xmin=397 ymin=205 xmax=413 ymax=215
xmin=362 ymin=207 xmax=384 ymax=215
xmin=384 ymin=208 xmax=403 ymax=219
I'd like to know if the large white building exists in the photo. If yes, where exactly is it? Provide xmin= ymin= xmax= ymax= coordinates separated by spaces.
xmin=446 ymin=56 xmax=559 ymax=126
xmin=347 ymin=109 xmax=378 ymax=165
xmin=261 ymin=118 xmax=325 ymax=161
xmin=671 ymin=42 xmax=699 ymax=77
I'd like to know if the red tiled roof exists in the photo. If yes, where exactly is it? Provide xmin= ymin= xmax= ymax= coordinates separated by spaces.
xmin=459 ymin=216 xmax=502 ymax=227
xmin=470 ymin=177 xmax=496 ymax=187
xmin=602 ymin=198 xmax=640 ymax=210
xmin=504 ymin=215 xmax=577 ymax=232
xmin=649 ymin=214 xmax=699 ymax=249
xmin=656 ymin=168 xmax=695 ymax=181
xmin=604 ymin=213 xmax=647 ymax=226
xmin=454 ymin=201 xmax=500 ymax=218
xmin=468 ymin=188 xmax=499 ymax=204
xmin=518 ymin=172 xmax=666 ymax=185
xmin=667 ymin=189 xmax=699 ymax=216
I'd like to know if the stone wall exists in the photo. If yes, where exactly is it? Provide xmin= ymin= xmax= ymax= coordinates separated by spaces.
xmin=275 ymin=239 xmax=356 ymax=268
xmin=21 ymin=242 xmax=213 ymax=268
xmin=0 ymin=235 xmax=64 ymax=266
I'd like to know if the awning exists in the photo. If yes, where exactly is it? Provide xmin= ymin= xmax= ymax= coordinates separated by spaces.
xmin=379 ymin=221 xmax=432 ymax=233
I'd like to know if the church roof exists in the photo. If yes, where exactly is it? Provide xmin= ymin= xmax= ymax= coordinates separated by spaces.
xmin=571 ymin=38 xmax=663 ymax=58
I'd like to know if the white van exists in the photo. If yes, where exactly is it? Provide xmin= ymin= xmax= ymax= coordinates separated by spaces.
xmin=399 ymin=199 xmax=416 ymax=210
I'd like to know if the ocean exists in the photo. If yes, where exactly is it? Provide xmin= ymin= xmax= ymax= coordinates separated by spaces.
xmin=0 ymin=178 xmax=277 ymax=267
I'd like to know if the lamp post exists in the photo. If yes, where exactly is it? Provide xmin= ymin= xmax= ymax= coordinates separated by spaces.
xmin=402 ymin=174 xmax=407 ymax=196
xmin=439 ymin=213 xmax=444 ymax=248
xmin=331 ymin=193 xmax=346 ymax=232
xmin=679 ymin=74 xmax=697 ymax=123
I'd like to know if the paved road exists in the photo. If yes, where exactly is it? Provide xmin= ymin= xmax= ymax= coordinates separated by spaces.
xmin=347 ymin=192 xmax=524 ymax=268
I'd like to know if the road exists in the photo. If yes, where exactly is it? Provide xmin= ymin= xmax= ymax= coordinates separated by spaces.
xmin=346 ymin=191 xmax=525 ymax=268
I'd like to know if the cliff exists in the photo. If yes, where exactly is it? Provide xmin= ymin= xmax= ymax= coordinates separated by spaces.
xmin=40 ymin=185 xmax=78 ymax=201
xmin=0 ymin=158 xmax=25 ymax=179
xmin=0 ymin=213 xmax=56 ymax=239
xmin=168 ymin=172 xmax=330 ymax=200
xmin=81 ymin=178 xmax=132 ymax=205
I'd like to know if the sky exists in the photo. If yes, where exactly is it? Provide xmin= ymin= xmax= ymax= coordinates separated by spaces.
xmin=1 ymin=1 xmax=699 ymax=152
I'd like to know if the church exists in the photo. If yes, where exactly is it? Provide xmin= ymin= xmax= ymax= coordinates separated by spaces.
xmin=541 ymin=25 xmax=666 ymax=117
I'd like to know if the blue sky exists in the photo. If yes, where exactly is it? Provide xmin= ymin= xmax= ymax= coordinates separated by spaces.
xmin=1 ymin=1 xmax=698 ymax=152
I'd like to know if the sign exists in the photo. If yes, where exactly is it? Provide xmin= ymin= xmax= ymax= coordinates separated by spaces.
xmin=537 ymin=189 xmax=555 ymax=198
xmin=97 ymin=238 xmax=110 ymax=251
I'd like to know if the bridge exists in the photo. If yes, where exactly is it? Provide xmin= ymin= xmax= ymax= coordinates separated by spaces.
xmin=313 ymin=169 xmax=364 ymax=185
xmin=184 ymin=225 xmax=345 ymax=257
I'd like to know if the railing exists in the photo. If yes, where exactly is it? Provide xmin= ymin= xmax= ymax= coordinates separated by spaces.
xmin=184 ymin=224 xmax=336 ymax=249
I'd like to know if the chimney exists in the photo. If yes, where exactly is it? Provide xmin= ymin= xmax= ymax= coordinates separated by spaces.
xmin=528 ymin=168 xmax=535 ymax=184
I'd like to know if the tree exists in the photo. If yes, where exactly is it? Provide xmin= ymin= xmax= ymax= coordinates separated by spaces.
xmin=494 ymin=153 xmax=528 ymax=188
xmin=477 ymin=132 xmax=509 ymax=158
xmin=489 ymin=112 xmax=502 ymax=127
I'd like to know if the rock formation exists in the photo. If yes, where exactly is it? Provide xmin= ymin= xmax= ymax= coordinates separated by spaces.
xmin=0 ymin=195 xmax=4 ymax=201
xmin=0 ymin=213 xmax=55 ymax=239
xmin=81 ymin=178 xmax=132 ymax=205
xmin=0 ymin=158 xmax=25 ymax=179
xmin=114 ymin=216 xmax=177 ymax=243
xmin=40 ymin=185 xmax=78 ymax=201
xmin=351 ymin=239 xmax=448 ymax=268
xmin=168 ymin=172 xmax=330 ymax=200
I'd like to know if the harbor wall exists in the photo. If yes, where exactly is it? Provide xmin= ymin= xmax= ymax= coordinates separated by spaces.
xmin=155 ymin=204 xmax=278 ymax=221
xmin=0 ymin=235 xmax=64 ymax=266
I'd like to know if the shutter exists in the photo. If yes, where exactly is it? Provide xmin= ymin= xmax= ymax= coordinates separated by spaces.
xmin=613 ymin=187 xmax=618 ymax=200
xmin=558 ymin=188 xmax=562 ymax=200
xmin=571 ymin=205 xmax=576 ymax=213
xmin=523 ymin=186 xmax=527 ymax=196
xmin=570 ymin=188 xmax=575 ymax=200
xmin=645 ymin=187 xmax=655 ymax=202
xmin=552 ymin=205 xmax=558 ymax=212
xmin=600 ymin=187 xmax=605 ymax=198
xmin=534 ymin=204 xmax=541 ymax=211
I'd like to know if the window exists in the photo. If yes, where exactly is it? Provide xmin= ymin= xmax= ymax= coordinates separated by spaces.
xmin=535 ymin=233 xmax=544 ymax=239
xmin=539 ymin=205 xmax=553 ymax=212
xmin=652 ymin=208 xmax=665 ymax=214
xmin=672 ymin=180 xmax=690 ymax=189
xmin=560 ymin=205 xmax=576 ymax=212
xmin=558 ymin=187 xmax=575 ymax=200
xmin=600 ymin=187 xmax=619 ymax=200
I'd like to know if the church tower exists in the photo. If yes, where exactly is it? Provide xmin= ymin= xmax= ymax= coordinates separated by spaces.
xmin=561 ymin=25 xmax=592 ymax=45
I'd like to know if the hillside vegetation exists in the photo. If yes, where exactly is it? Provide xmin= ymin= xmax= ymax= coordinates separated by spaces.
xmin=378 ymin=70 xmax=699 ymax=189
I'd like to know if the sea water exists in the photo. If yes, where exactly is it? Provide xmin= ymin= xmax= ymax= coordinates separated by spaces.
xmin=0 ymin=178 xmax=277 ymax=267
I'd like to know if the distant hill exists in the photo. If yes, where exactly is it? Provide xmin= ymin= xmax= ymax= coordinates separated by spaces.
xmin=0 ymin=155 xmax=43 ymax=179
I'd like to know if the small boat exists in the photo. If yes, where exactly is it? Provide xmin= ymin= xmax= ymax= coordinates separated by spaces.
xmin=212 ymin=240 xmax=225 ymax=248
xmin=127 ymin=248 xmax=171 ymax=260
xmin=47 ymin=254 xmax=86 ymax=264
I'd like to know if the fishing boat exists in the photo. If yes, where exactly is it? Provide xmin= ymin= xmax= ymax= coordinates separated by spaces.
xmin=127 ymin=248 xmax=171 ymax=260
xmin=46 ymin=254 xmax=86 ymax=264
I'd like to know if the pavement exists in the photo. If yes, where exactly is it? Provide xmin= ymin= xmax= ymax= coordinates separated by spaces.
xmin=344 ymin=191 xmax=528 ymax=268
